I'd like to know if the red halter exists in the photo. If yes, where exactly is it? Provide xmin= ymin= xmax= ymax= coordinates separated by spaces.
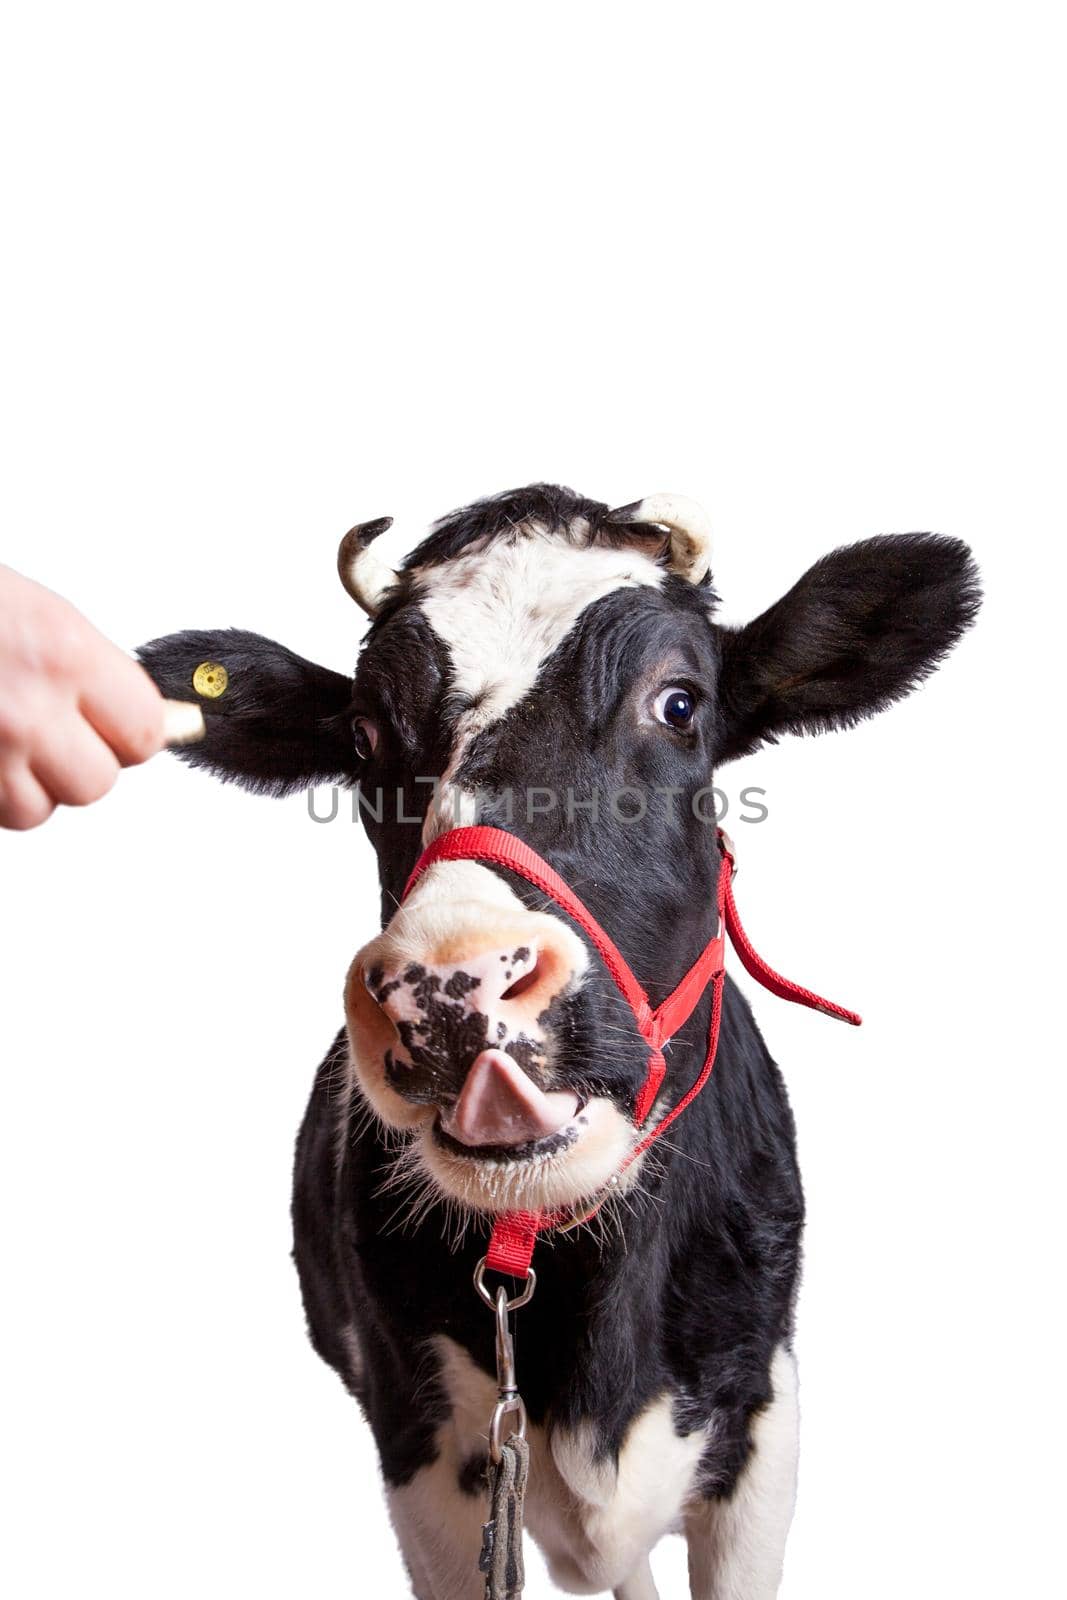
xmin=402 ymin=825 xmax=860 ymax=1280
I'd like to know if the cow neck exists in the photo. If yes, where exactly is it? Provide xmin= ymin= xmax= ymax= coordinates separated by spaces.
xmin=402 ymin=825 xmax=861 ymax=1283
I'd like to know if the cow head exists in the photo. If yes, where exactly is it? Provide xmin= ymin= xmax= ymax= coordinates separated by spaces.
xmin=140 ymin=485 xmax=979 ymax=1218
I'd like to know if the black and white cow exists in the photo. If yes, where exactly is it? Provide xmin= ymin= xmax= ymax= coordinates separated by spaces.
xmin=140 ymin=485 xmax=979 ymax=1599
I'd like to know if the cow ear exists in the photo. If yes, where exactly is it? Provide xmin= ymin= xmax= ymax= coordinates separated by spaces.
xmin=716 ymin=534 xmax=981 ymax=761
xmin=137 ymin=628 xmax=358 ymax=794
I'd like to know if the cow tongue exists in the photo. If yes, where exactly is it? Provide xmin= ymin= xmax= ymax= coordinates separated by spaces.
xmin=441 ymin=1049 xmax=580 ymax=1149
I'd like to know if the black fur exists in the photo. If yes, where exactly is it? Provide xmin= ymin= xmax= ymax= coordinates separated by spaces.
xmin=140 ymin=486 xmax=980 ymax=1527
xmin=293 ymin=975 xmax=801 ymax=1498
xmin=137 ymin=628 xmax=358 ymax=794
xmin=394 ymin=483 xmax=672 ymax=575
xmin=717 ymin=533 xmax=982 ymax=758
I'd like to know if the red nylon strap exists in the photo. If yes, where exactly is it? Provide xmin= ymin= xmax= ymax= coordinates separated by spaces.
xmin=405 ymin=827 xmax=652 ymax=1027
xmin=484 ymin=960 xmax=729 ymax=1277
xmin=722 ymin=870 xmax=862 ymax=1027
xmin=483 ymin=1210 xmax=542 ymax=1277
xmin=402 ymin=826 xmax=860 ymax=1282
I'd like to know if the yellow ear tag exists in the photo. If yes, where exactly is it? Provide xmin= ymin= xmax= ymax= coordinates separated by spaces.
xmin=193 ymin=661 xmax=229 ymax=699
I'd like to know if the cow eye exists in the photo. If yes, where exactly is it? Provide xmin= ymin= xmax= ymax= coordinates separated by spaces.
xmin=653 ymin=687 xmax=696 ymax=729
xmin=352 ymin=717 xmax=379 ymax=759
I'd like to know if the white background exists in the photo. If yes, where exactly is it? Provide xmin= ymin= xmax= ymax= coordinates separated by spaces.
xmin=1 ymin=4 xmax=1064 ymax=1597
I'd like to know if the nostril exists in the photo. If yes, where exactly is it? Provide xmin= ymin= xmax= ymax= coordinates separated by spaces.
xmin=364 ymin=964 xmax=388 ymax=1003
xmin=500 ymin=951 xmax=541 ymax=1003
xmin=362 ymin=947 xmax=544 ymax=1020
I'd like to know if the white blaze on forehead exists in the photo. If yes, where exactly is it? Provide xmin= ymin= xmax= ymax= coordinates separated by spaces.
xmin=417 ymin=525 xmax=665 ymax=721
xmin=415 ymin=524 xmax=665 ymax=839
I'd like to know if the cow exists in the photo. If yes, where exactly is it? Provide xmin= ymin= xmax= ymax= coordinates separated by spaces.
xmin=139 ymin=484 xmax=980 ymax=1599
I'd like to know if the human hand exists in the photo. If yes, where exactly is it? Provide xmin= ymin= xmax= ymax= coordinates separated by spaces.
xmin=0 ymin=564 xmax=203 ymax=829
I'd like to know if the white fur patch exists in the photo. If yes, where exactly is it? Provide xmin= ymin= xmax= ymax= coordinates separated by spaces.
xmin=684 ymin=1345 xmax=799 ymax=1600
xmin=386 ymin=1337 xmax=709 ymax=1598
xmin=382 ymin=860 xmax=543 ymax=957
xmin=414 ymin=525 xmax=665 ymax=840
xmin=541 ymin=1395 xmax=708 ymax=1594
xmin=386 ymin=1462 xmax=486 ymax=1600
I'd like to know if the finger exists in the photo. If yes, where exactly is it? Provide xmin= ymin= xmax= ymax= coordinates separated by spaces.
xmin=79 ymin=650 xmax=167 ymax=768
xmin=0 ymin=764 xmax=56 ymax=830
xmin=30 ymin=714 xmax=121 ymax=808
xmin=163 ymin=700 xmax=206 ymax=746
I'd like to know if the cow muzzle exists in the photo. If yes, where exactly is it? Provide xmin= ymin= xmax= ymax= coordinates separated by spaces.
xmin=343 ymin=859 xmax=635 ymax=1212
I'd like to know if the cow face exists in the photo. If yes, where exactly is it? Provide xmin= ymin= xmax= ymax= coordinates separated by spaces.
xmin=139 ymin=484 xmax=979 ymax=1219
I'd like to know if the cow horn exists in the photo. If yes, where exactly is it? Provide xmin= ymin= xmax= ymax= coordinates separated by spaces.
xmin=611 ymin=494 xmax=713 ymax=585
xmin=337 ymin=517 xmax=398 ymax=615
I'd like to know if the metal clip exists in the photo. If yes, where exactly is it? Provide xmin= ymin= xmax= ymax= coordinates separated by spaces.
xmin=473 ymin=1258 xmax=537 ymax=1311
xmin=473 ymin=1259 xmax=535 ymax=1465
xmin=489 ymin=1285 xmax=528 ymax=1464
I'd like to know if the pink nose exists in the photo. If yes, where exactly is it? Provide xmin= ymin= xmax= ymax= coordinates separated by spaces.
xmin=367 ymin=943 xmax=541 ymax=1029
